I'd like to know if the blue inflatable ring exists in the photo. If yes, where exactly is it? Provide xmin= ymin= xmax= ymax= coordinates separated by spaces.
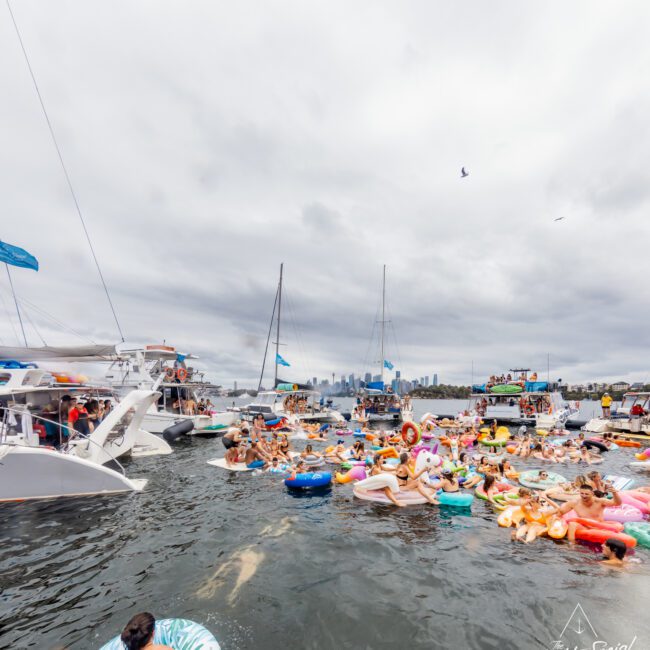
xmin=100 ymin=618 xmax=220 ymax=650
xmin=285 ymin=471 xmax=332 ymax=489
xmin=435 ymin=490 xmax=474 ymax=507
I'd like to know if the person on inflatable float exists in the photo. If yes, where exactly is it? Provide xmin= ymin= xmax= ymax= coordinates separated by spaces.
xmin=513 ymin=491 xmax=561 ymax=543
xmin=395 ymin=452 xmax=439 ymax=504
xmin=367 ymin=453 xmax=405 ymax=507
xmin=121 ymin=612 xmax=172 ymax=650
xmin=558 ymin=484 xmax=622 ymax=542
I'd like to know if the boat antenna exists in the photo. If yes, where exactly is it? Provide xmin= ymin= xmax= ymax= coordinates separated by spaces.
xmin=257 ymin=279 xmax=279 ymax=392
xmin=274 ymin=263 xmax=284 ymax=388
xmin=547 ymin=352 xmax=550 ymax=384
xmin=6 ymin=0 xmax=125 ymax=342
xmin=3 ymin=263 xmax=28 ymax=346
xmin=380 ymin=264 xmax=386 ymax=384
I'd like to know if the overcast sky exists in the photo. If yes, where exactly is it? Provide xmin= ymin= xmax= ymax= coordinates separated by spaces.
xmin=1 ymin=1 xmax=650 ymax=387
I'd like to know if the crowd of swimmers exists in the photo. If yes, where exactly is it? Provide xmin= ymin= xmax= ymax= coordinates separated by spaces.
xmin=218 ymin=413 xmax=647 ymax=567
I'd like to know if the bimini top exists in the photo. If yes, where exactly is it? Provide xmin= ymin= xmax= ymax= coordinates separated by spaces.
xmin=472 ymin=381 xmax=549 ymax=394
xmin=0 ymin=344 xmax=119 ymax=362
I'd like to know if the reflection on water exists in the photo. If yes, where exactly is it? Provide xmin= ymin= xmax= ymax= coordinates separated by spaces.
xmin=0 ymin=400 xmax=647 ymax=649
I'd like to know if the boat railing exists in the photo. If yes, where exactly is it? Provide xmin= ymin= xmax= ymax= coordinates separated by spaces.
xmin=1 ymin=407 xmax=127 ymax=476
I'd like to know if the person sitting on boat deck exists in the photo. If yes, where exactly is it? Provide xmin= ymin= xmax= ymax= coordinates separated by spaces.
xmin=394 ymin=452 xmax=439 ymax=504
xmin=120 ymin=612 xmax=173 ymax=650
xmin=514 ymin=492 xmax=560 ymax=543
xmin=251 ymin=413 xmax=265 ymax=442
xmin=245 ymin=441 xmax=268 ymax=469
xmin=559 ymin=484 xmax=622 ymax=542
xmin=601 ymin=538 xmax=628 ymax=567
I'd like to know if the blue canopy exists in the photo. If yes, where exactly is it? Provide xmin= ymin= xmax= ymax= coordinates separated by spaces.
xmin=366 ymin=381 xmax=385 ymax=391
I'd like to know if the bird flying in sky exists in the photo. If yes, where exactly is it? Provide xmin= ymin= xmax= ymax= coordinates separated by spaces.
xmin=554 ymin=217 xmax=565 ymax=221
xmin=461 ymin=167 xmax=469 ymax=178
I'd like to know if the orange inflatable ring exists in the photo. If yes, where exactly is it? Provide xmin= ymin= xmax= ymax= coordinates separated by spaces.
xmin=506 ymin=444 xmax=516 ymax=454
xmin=376 ymin=447 xmax=398 ymax=459
xmin=176 ymin=368 xmax=188 ymax=382
xmin=165 ymin=367 xmax=176 ymax=380
xmin=524 ymin=405 xmax=535 ymax=416
xmin=365 ymin=433 xmax=377 ymax=441
xmin=440 ymin=437 xmax=451 ymax=447
xmin=401 ymin=422 xmax=421 ymax=446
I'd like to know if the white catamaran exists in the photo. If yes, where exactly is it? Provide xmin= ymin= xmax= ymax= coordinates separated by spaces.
xmin=469 ymin=369 xmax=578 ymax=428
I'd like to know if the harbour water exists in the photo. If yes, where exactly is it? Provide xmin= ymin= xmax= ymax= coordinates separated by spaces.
xmin=1 ymin=399 xmax=647 ymax=649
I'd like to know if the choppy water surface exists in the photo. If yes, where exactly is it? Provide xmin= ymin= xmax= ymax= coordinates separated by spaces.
xmin=1 ymin=400 xmax=648 ymax=649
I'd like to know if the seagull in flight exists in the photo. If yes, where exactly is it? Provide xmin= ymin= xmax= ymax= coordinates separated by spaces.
xmin=554 ymin=217 xmax=565 ymax=222
xmin=461 ymin=167 xmax=469 ymax=178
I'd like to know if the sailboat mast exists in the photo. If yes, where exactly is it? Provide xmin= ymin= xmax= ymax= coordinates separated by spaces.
xmin=380 ymin=264 xmax=386 ymax=384
xmin=4 ymin=263 xmax=28 ymax=347
xmin=274 ymin=262 xmax=284 ymax=387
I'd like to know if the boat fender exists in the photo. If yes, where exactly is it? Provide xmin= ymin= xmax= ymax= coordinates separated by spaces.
xmin=163 ymin=419 xmax=194 ymax=442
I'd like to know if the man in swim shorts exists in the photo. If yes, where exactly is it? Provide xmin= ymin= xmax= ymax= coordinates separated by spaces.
xmin=245 ymin=441 xmax=268 ymax=469
xmin=559 ymin=484 xmax=622 ymax=541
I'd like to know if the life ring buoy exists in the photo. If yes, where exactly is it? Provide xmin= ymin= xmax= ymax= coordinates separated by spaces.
xmin=165 ymin=367 xmax=176 ymax=380
xmin=575 ymin=401 xmax=580 ymax=409
xmin=524 ymin=405 xmax=535 ymax=416
xmin=401 ymin=421 xmax=421 ymax=446
xmin=177 ymin=368 xmax=188 ymax=382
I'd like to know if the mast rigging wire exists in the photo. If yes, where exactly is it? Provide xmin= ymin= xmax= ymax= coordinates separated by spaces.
xmin=6 ymin=0 xmax=125 ymax=342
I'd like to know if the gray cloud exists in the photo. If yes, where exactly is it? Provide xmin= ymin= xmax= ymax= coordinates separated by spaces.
xmin=2 ymin=1 xmax=650 ymax=387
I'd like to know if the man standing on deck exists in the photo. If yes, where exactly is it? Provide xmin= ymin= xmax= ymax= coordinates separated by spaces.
xmin=601 ymin=392 xmax=613 ymax=418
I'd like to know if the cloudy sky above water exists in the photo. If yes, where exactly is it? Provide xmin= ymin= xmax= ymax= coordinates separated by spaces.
xmin=2 ymin=1 xmax=650 ymax=387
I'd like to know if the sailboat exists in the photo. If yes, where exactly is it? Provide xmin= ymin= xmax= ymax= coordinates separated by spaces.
xmin=355 ymin=266 xmax=413 ymax=423
xmin=242 ymin=264 xmax=344 ymax=425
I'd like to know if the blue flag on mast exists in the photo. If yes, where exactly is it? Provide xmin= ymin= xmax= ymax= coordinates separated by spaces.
xmin=276 ymin=353 xmax=290 ymax=367
xmin=0 ymin=241 xmax=39 ymax=271
xmin=383 ymin=359 xmax=394 ymax=370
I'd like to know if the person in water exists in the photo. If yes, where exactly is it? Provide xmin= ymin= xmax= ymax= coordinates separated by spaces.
xmin=120 ymin=612 xmax=172 ymax=650
xmin=559 ymin=484 xmax=622 ymax=542
xmin=601 ymin=538 xmax=627 ymax=567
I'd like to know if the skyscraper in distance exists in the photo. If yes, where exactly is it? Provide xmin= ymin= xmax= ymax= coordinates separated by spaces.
xmin=433 ymin=373 xmax=438 ymax=386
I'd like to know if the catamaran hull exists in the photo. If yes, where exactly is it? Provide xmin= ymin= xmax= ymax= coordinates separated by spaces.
xmin=0 ymin=445 xmax=147 ymax=502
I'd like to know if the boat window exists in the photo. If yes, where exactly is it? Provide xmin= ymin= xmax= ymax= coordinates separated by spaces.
xmin=0 ymin=373 xmax=10 ymax=385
